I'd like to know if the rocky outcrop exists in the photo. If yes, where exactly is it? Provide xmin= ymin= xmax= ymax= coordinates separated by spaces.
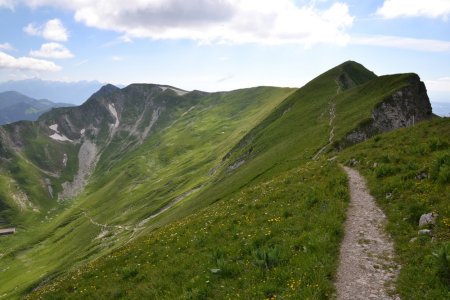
xmin=338 ymin=74 xmax=433 ymax=149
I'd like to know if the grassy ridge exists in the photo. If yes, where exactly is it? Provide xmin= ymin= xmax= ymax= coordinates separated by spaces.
xmin=29 ymin=161 xmax=349 ymax=299
xmin=2 ymin=61 xmax=442 ymax=299
xmin=339 ymin=117 xmax=450 ymax=299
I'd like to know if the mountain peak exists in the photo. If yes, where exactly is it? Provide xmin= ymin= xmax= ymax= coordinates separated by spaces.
xmin=335 ymin=60 xmax=377 ymax=90
xmin=99 ymin=83 xmax=120 ymax=94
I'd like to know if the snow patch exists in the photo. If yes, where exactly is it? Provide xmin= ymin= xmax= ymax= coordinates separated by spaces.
xmin=50 ymin=133 xmax=73 ymax=142
xmin=49 ymin=123 xmax=72 ymax=142
xmin=108 ymin=104 xmax=120 ymax=128
xmin=49 ymin=124 xmax=58 ymax=132
xmin=80 ymin=129 xmax=85 ymax=135
xmin=160 ymin=86 xmax=188 ymax=96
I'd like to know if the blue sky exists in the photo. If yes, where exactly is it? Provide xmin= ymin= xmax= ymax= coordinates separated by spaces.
xmin=0 ymin=0 xmax=449 ymax=103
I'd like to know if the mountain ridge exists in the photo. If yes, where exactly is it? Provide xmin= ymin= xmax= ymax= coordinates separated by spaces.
xmin=0 ymin=61 xmax=444 ymax=299
xmin=0 ymin=91 xmax=73 ymax=125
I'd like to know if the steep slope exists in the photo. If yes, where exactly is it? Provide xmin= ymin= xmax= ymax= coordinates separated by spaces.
xmin=0 ymin=61 xmax=438 ymax=299
xmin=0 ymin=84 xmax=294 ymax=299
xmin=0 ymin=91 xmax=72 ymax=125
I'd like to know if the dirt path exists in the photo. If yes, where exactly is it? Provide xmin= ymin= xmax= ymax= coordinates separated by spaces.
xmin=336 ymin=166 xmax=400 ymax=300
xmin=313 ymin=101 xmax=336 ymax=160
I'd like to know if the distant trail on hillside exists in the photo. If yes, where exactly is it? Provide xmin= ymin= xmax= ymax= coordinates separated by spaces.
xmin=336 ymin=166 xmax=400 ymax=300
xmin=312 ymin=81 xmax=339 ymax=160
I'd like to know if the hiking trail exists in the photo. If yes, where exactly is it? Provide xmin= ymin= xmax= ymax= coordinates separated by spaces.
xmin=336 ymin=166 xmax=400 ymax=300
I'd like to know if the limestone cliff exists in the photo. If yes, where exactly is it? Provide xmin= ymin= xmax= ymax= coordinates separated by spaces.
xmin=337 ymin=74 xmax=433 ymax=149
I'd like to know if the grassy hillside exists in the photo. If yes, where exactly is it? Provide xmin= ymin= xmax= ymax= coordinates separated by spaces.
xmin=28 ymin=160 xmax=349 ymax=299
xmin=1 ymin=61 xmax=442 ymax=299
xmin=339 ymin=117 xmax=450 ymax=299
xmin=0 ymin=86 xmax=294 ymax=299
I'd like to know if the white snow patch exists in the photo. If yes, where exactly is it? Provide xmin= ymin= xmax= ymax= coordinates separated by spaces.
xmin=160 ymin=86 xmax=188 ymax=96
xmin=80 ymin=129 xmax=85 ymax=135
xmin=50 ymin=133 xmax=72 ymax=142
xmin=108 ymin=104 xmax=120 ymax=128
xmin=49 ymin=124 xmax=59 ymax=132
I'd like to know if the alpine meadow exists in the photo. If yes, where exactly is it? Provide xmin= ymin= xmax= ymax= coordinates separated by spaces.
xmin=0 ymin=59 xmax=448 ymax=299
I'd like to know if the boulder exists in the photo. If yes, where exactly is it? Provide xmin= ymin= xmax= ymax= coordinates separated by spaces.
xmin=418 ymin=229 xmax=432 ymax=235
xmin=419 ymin=212 xmax=438 ymax=227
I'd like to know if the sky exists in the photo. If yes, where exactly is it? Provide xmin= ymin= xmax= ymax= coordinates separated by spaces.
xmin=0 ymin=0 xmax=449 ymax=103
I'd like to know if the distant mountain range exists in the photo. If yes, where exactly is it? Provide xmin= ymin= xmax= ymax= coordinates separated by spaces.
xmin=0 ymin=79 xmax=105 ymax=105
xmin=0 ymin=91 xmax=73 ymax=125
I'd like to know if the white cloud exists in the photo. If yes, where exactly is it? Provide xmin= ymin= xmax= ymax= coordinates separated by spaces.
xmin=377 ymin=0 xmax=450 ymax=20
xmin=111 ymin=56 xmax=123 ymax=61
xmin=0 ymin=42 xmax=14 ymax=51
xmin=30 ymin=42 xmax=74 ymax=59
xmin=426 ymin=77 xmax=450 ymax=93
xmin=0 ymin=51 xmax=61 ymax=71
xmin=0 ymin=0 xmax=14 ymax=9
xmin=351 ymin=35 xmax=450 ymax=52
xmin=18 ymin=0 xmax=353 ymax=46
xmin=426 ymin=77 xmax=450 ymax=103
xmin=24 ymin=18 xmax=69 ymax=41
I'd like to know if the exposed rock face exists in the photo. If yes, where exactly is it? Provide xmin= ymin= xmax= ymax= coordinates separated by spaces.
xmin=339 ymin=74 xmax=433 ymax=148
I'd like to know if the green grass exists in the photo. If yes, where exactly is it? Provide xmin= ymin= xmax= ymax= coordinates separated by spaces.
xmin=0 ymin=86 xmax=294 ymax=299
xmin=28 ymin=161 xmax=349 ymax=299
xmin=339 ymin=117 xmax=450 ymax=299
xmin=1 ymin=61 xmax=441 ymax=299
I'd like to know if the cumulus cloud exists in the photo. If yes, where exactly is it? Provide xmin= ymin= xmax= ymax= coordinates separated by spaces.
xmin=30 ymin=42 xmax=74 ymax=59
xmin=0 ymin=42 xmax=14 ymax=51
xmin=351 ymin=35 xmax=450 ymax=52
xmin=24 ymin=18 xmax=69 ymax=41
xmin=377 ymin=0 xmax=450 ymax=20
xmin=0 ymin=51 xmax=61 ymax=71
xmin=18 ymin=0 xmax=354 ymax=46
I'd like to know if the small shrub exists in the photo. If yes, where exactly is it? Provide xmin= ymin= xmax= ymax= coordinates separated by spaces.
xmin=432 ymin=243 xmax=450 ymax=284
xmin=252 ymin=246 xmax=281 ymax=269
xmin=430 ymin=154 xmax=450 ymax=183
xmin=374 ymin=165 xmax=397 ymax=178
xmin=428 ymin=138 xmax=449 ymax=152
xmin=121 ymin=266 xmax=138 ymax=280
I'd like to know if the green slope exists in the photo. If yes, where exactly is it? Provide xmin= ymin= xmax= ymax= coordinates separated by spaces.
xmin=0 ymin=86 xmax=294 ymax=299
xmin=1 ymin=61 xmax=442 ymax=299
xmin=30 ymin=160 xmax=349 ymax=300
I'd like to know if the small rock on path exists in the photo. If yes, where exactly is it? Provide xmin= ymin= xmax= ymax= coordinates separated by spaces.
xmin=336 ymin=166 xmax=400 ymax=300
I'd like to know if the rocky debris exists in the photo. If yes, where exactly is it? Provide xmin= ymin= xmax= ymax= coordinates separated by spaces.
xmin=59 ymin=140 xmax=98 ymax=200
xmin=348 ymin=158 xmax=359 ymax=166
xmin=418 ymin=229 xmax=432 ymax=235
xmin=336 ymin=166 xmax=400 ymax=300
xmin=228 ymin=159 xmax=245 ymax=171
xmin=44 ymin=178 xmax=53 ymax=199
xmin=419 ymin=212 xmax=438 ymax=227
xmin=416 ymin=172 xmax=428 ymax=180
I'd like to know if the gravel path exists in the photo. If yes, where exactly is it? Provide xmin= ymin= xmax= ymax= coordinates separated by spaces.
xmin=336 ymin=166 xmax=400 ymax=300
